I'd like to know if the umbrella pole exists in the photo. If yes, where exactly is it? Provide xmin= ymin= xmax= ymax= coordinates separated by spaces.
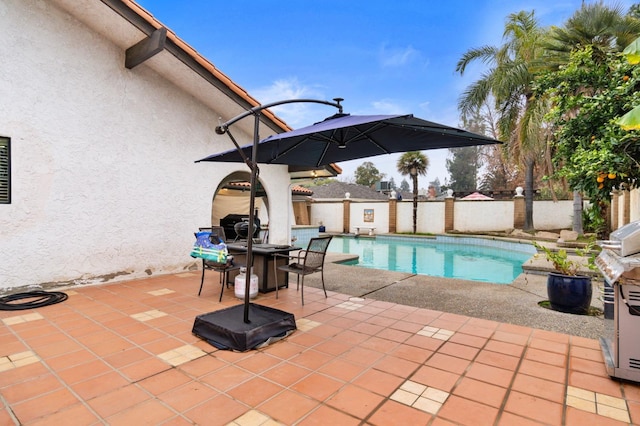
xmin=243 ymin=113 xmax=261 ymax=323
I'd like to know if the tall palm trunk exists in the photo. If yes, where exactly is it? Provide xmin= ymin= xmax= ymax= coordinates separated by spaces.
xmin=524 ymin=156 xmax=535 ymax=230
xmin=412 ymin=174 xmax=418 ymax=233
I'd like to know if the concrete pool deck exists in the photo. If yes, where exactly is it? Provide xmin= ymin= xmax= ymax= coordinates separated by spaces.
xmin=308 ymin=248 xmax=606 ymax=340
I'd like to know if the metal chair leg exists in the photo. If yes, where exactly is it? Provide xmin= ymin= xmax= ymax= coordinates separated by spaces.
xmin=320 ymin=269 xmax=327 ymax=297
xmin=273 ymin=256 xmax=279 ymax=299
xmin=198 ymin=261 xmax=206 ymax=296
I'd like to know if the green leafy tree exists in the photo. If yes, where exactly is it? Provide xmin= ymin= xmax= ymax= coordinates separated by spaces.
xmin=535 ymin=46 xmax=640 ymax=236
xmin=399 ymin=179 xmax=410 ymax=192
xmin=354 ymin=161 xmax=384 ymax=187
xmin=397 ymin=151 xmax=429 ymax=233
xmin=446 ymin=147 xmax=480 ymax=191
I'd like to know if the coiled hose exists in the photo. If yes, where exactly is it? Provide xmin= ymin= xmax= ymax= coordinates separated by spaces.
xmin=0 ymin=291 xmax=68 ymax=311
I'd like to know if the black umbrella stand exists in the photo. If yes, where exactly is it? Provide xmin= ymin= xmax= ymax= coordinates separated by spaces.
xmin=192 ymin=98 xmax=344 ymax=351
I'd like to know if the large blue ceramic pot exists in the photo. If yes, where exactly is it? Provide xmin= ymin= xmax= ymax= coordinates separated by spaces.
xmin=547 ymin=272 xmax=592 ymax=315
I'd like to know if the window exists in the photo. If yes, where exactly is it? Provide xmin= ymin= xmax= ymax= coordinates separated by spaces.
xmin=0 ymin=137 xmax=10 ymax=204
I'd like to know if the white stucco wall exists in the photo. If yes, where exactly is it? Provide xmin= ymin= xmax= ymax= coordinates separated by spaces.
xmin=310 ymin=201 xmax=344 ymax=233
xmin=453 ymin=200 xmax=514 ymax=232
xmin=0 ymin=0 xmax=290 ymax=290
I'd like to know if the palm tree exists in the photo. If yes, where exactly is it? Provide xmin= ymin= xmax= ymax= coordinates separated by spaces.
xmin=397 ymin=151 xmax=429 ymax=233
xmin=456 ymin=11 xmax=548 ymax=231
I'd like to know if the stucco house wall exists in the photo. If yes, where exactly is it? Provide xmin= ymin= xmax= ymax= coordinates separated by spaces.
xmin=0 ymin=0 xmax=291 ymax=291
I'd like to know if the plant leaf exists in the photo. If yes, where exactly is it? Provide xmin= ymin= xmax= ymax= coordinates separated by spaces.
xmin=616 ymin=105 xmax=640 ymax=130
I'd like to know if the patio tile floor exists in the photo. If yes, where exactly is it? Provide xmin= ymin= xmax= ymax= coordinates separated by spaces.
xmin=0 ymin=271 xmax=639 ymax=425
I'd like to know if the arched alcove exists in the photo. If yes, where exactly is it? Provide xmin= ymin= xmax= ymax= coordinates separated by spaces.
xmin=210 ymin=171 xmax=270 ymax=242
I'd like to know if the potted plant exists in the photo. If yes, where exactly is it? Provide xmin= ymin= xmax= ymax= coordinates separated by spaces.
xmin=532 ymin=240 xmax=598 ymax=315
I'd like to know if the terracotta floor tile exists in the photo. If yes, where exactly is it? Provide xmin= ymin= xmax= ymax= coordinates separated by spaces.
xmin=56 ymin=359 xmax=113 ymax=384
xmin=511 ymin=373 xmax=565 ymax=402
xmin=438 ymin=341 xmax=481 ymax=360
xmin=325 ymin=383 xmax=385 ymax=420
xmin=531 ymin=328 xmax=571 ymax=344
xmin=569 ymin=371 xmax=624 ymax=398
xmin=260 ymin=340 xmax=304 ymax=360
xmin=291 ymin=349 xmax=334 ymax=370
xmin=373 ymin=354 xmax=419 ymax=378
xmin=504 ymin=390 xmax=563 ymax=424
xmin=529 ymin=338 xmax=570 ymax=356
xmin=376 ymin=327 xmax=412 ymax=343
xmin=340 ymin=346 xmax=385 ymax=366
xmin=351 ymin=322 xmax=385 ymax=336
xmin=158 ymin=380 xmax=218 ymax=412
xmin=497 ymin=411 xmax=549 ymax=426
xmin=389 ymin=343 xmax=433 ymax=364
xmin=261 ymin=361 xmax=311 ymax=387
xmin=71 ymin=370 xmax=130 ymax=400
xmin=1 ymin=373 xmax=63 ymax=404
xmin=317 ymin=358 xmax=365 ymax=383
xmin=313 ymin=339 xmax=353 ymax=356
xmin=359 ymin=335 xmax=400 ymax=353
xmin=456 ymin=324 xmax=495 ymax=340
xmin=426 ymin=353 xmax=471 ymax=375
xmin=570 ymin=356 xmax=609 ymax=376
xmin=106 ymin=399 xmax=176 ymax=425
xmin=288 ymin=332 xmax=325 ymax=348
xmin=403 ymin=334 xmax=446 ymax=351
xmin=32 ymin=338 xmax=84 ymax=358
xmin=0 ymin=360 xmax=49 ymax=386
xmin=519 ymin=358 xmax=567 ymax=383
xmin=453 ymin=377 xmax=507 ymax=408
xmin=138 ymin=368 xmax=192 ymax=395
xmin=353 ymin=368 xmax=404 ymax=397
xmin=492 ymin=330 xmax=530 ymax=346
xmin=119 ymin=357 xmax=171 ymax=382
xmin=411 ymin=365 xmax=460 ymax=392
xmin=571 ymin=345 xmax=605 ymax=362
xmin=200 ymin=364 xmax=254 ymax=391
xmin=525 ymin=347 xmax=567 ymax=367
xmin=475 ymin=349 xmax=520 ymax=371
xmin=228 ymin=376 xmax=284 ymax=406
xmin=291 ymin=372 xmax=344 ymax=401
xmin=367 ymin=399 xmax=433 ymax=426
xmin=297 ymin=404 xmax=361 ymax=426
xmin=25 ymin=402 xmax=100 ymax=426
xmin=465 ymin=363 xmax=514 ymax=388
xmin=437 ymin=394 xmax=499 ymax=426
xmin=483 ymin=339 xmax=525 ymax=357
xmin=176 ymin=354 xmax=226 ymax=378
xmin=86 ymin=384 xmax=150 ymax=418
xmin=11 ymin=387 xmax=80 ymax=424
xmin=334 ymin=329 xmax=370 ymax=345
xmin=235 ymin=352 xmax=282 ymax=374
xmin=258 ymin=389 xmax=320 ymax=425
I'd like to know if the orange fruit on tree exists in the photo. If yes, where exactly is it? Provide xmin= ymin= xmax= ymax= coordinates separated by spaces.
xmin=597 ymin=176 xmax=605 ymax=183
xmin=608 ymin=173 xmax=616 ymax=179
xmin=598 ymin=183 xmax=604 ymax=189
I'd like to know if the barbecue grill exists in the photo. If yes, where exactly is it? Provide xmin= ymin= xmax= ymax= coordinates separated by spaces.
xmin=597 ymin=220 xmax=640 ymax=383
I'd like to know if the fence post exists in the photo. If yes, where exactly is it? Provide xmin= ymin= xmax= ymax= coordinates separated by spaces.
xmin=513 ymin=187 xmax=525 ymax=229
xmin=388 ymin=194 xmax=397 ymax=233
xmin=444 ymin=189 xmax=454 ymax=232
xmin=611 ymin=189 xmax=619 ymax=230
xmin=343 ymin=193 xmax=351 ymax=233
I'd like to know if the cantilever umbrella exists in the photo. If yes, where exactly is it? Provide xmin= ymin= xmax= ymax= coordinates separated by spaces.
xmin=197 ymin=113 xmax=500 ymax=166
xmin=194 ymin=101 xmax=501 ymax=350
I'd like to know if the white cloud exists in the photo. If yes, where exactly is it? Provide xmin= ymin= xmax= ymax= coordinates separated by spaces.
xmin=379 ymin=44 xmax=419 ymax=67
xmin=250 ymin=78 xmax=328 ymax=127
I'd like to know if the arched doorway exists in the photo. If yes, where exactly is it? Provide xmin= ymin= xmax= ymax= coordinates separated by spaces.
xmin=210 ymin=171 xmax=270 ymax=242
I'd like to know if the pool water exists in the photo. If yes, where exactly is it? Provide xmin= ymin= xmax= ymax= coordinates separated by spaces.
xmin=329 ymin=235 xmax=536 ymax=284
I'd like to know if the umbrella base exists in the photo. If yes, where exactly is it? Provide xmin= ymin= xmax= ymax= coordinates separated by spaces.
xmin=192 ymin=303 xmax=296 ymax=352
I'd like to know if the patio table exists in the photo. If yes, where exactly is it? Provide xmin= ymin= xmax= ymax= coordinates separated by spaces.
xmin=227 ymin=243 xmax=300 ymax=293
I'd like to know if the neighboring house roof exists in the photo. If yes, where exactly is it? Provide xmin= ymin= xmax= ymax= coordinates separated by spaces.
xmin=307 ymin=182 xmax=389 ymax=200
xmin=226 ymin=181 xmax=312 ymax=196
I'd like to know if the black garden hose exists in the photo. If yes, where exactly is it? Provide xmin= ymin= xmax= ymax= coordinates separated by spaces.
xmin=0 ymin=291 xmax=68 ymax=311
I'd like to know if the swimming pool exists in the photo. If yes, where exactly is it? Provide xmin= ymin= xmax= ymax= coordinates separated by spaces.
xmin=328 ymin=235 xmax=536 ymax=284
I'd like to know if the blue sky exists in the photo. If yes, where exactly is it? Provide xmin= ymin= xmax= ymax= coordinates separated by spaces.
xmin=135 ymin=0 xmax=634 ymax=189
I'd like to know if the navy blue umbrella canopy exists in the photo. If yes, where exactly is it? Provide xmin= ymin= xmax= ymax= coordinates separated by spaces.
xmin=197 ymin=113 xmax=500 ymax=167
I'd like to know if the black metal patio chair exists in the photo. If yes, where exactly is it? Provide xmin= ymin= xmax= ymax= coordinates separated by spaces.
xmin=273 ymin=236 xmax=333 ymax=305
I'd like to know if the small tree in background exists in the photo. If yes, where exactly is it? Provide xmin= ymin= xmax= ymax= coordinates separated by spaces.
xmin=354 ymin=161 xmax=385 ymax=187
xmin=397 ymin=151 xmax=429 ymax=233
